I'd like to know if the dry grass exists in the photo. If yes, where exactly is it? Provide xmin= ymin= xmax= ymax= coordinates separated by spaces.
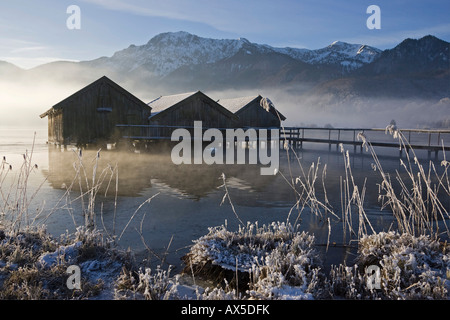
xmin=0 ymin=135 xmax=45 ymax=233
xmin=1 ymin=126 xmax=449 ymax=300
xmin=359 ymin=125 xmax=450 ymax=238
xmin=181 ymin=222 xmax=329 ymax=299
xmin=178 ymin=124 xmax=450 ymax=300
xmin=0 ymin=146 xmax=147 ymax=300
xmin=329 ymin=231 xmax=449 ymax=299
xmin=0 ymin=226 xmax=129 ymax=299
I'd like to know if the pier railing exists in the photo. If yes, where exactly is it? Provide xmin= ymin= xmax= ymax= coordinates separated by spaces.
xmin=115 ymin=124 xmax=450 ymax=157
xmin=280 ymin=127 xmax=450 ymax=157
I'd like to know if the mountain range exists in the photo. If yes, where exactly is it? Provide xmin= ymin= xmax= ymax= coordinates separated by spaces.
xmin=1 ymin=31 xmax=449 ymax=127
xmin=89 ymin=31 xmax=382 ymax=77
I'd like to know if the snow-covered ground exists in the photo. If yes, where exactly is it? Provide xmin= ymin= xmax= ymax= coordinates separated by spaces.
xmin=0 ymin=218 xmax=448 ymax=300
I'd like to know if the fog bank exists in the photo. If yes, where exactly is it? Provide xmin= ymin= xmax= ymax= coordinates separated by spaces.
xmin=1 ymin=75 xmax=448 ymax=130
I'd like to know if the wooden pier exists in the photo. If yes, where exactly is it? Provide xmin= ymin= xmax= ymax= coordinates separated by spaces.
xmin=116 ymin=124 xmax=450 ymax=158
xmin=280 ymin=127 xmax=450 ymax=158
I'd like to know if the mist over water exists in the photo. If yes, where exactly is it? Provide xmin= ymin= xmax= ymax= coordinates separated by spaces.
xmin=1 ymin=127 xmax=448 ymax=272
xmin=1 ymin=73 xmax=448 ymax=130
xmin=1 ymin=70 xmax=449 ymax=262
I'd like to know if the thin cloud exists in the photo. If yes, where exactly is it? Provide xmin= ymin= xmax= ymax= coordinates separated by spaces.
xmin=80 ymin=0 xmax=188 ymax=20
xmin=79 ymin=0 xmax=291 ymax=35
xmin=11 ymin=46 xmax=48 ymax=54
xmin=344 ymin=23 xmax=450 ymax=48
xmin=0 ymin=56 xmax=79 ymax=69
xmin=0 ymin=38 xmax=43 ymax=50
xmin=79 ymin=0 xmax=219 ymax=26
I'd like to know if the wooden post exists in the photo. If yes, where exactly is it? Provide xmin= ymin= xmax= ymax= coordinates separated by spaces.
xmin=328 ymin=129 xmax=331 ymax=151
xmin=359 ymin=130 xmax=364 ymax=153
xmin=336 ymin=129 xmax=341 ymax=151
xmin=300 ymin=128 xmax=304 ymax=149
xmin=256 ymin=129 xmax=260 ymax=157
xmin=428 ymin=132 xmax=432 ymax=158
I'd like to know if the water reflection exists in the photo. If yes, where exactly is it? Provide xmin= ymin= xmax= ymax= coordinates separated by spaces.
xmin=43 ymin=146 xmax=280 ymax=200
xmin=36 ymin=147 xmax=359 ymax=268
xmin=9 ymin=140 xmax=448 ymax=272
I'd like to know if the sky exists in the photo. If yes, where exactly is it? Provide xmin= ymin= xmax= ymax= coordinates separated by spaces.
xmin=0 ymin=0 xmax=449 ymax=69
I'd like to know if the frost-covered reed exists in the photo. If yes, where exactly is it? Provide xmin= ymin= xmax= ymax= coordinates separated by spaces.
xmin=178 ymin=124 xmax=450 ymax=300
xmin=360 ymin=125 xmax=450 ymax=238
xmin=181 ymin=221 xmax=328 ymax=299
xmin=180 ymin=219 xmax=449 ymax=300
xmin=1 ymin=125 xmax=449 ymax=300
xmin=330 ymin=231 xmax=449 ymax=299
xmin=0 ymin=133 xmax=44 ymax=234
xmin=0 ymin=146 xmax=159 ymax=300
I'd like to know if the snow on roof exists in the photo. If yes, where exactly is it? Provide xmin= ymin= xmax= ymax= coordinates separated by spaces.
xmin=218 ymin=95 xmax=259 ymax=113
xmin=147 ymin=91 xmax=197 ymax=113
xmin=218 ymin=95 xmax=286 ymax=120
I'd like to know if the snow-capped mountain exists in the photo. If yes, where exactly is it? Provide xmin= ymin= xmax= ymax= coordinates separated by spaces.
xmin=4 ymin=31 xmax=448 ymax=107
xmin=309 ymin=35 xmax=450 ymax=103
xmin=101 ymin=31 xmax=252 ymax=76
xmin=85 ymin=31 xmax=381 ymax=78
xmin=2 ymin=31 xmax=448 ymax=128
xmin=360 ymin=35 xmax=449 ymax=75
xmin=272 ymin=41 xmax=381 ymax=70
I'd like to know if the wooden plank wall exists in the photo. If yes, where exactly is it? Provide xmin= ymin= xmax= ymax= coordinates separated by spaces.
xmin=149 ymin=94 xmax=238 ymax=137
xmin=236 ymin=100 xmax=281 ymax=128
xmin=57 ymin=81 xmax=150 ymax=145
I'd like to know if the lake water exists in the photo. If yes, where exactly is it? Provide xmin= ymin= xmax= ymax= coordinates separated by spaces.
xmin=1 ymin=126 xmax=449 ymax=273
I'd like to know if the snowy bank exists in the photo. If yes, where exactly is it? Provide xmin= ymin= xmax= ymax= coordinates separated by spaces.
xmin=182 ymin=222 xmax=328 ymax=299
xmin=181 ymin=223 xmax=450 ymax=300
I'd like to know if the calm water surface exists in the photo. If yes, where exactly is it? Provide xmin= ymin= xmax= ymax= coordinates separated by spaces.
xmin=1 ymin=126 xmax=448 ymax=272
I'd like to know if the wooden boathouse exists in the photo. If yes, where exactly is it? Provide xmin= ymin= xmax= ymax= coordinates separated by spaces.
xmin=40 ymin=77 xmax=447 ymax=159
xmin=146 ymin=91 xmax=239 ymax=137
xmin=40 ymin=76 xmax=151 ymax=147
xmin=148 ymin=91 xmax=238 ymax=127
xmin=218 ymin=95 xmax=286 ymax=128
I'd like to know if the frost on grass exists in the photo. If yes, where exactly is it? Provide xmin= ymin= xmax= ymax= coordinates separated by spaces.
xmin=114 ymin=265 xmax=181 ymax=300
xmin=182 ymin=222 xmax=329 ymax=300
xmin=0 ymin=226 xmax=133 ymax=299
xmin=183 ymin=223 xmax=450 ymax=300
xmin=330 ymin=232 xmax=450 ymax=299
xmin=37 ymin=241 xmax=82 ymax=269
